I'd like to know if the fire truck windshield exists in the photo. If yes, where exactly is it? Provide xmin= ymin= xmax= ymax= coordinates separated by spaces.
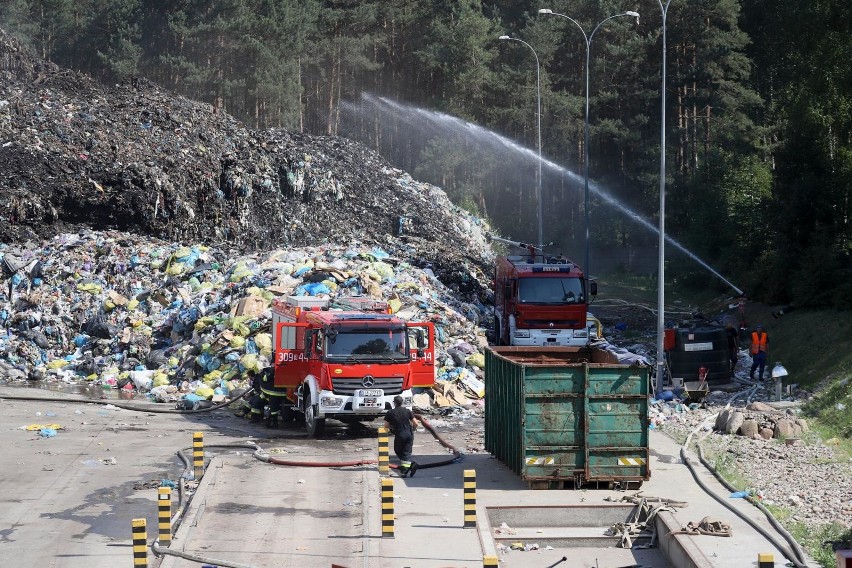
xmin=325 ymin=328 xmax=409 ymax=362
xmin=518 ymin=277 xmax=584 ymax=305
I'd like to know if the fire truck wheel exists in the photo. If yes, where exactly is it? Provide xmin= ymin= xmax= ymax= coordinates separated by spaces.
xmin=305 ymin=403 xmax=326 ymax=437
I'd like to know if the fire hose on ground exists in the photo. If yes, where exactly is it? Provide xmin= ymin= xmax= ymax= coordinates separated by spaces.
xmin=679 ymin=385 xmax=809 ymax=568
xmin=156 ymin=414 xmax=461 ymax=566
xmin=3 ymin=387 xmax=464 ymax=565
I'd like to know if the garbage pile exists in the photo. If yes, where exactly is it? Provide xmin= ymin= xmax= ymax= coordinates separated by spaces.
xmin=0 ymin=27 xmax=504 ymax=410
xmin=0 ymin=231 xmax=493 ymax=410
xmin=0 ymin=27 xmax=492 ymax=298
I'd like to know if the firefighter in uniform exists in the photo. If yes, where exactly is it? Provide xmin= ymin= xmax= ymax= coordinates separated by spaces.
xmin=749 ymin=324 xmax=769 ymax=381
xmin=383 ymin=395 xmax=420 ymax=477
xmin=236 ymin=370 xmax=265 ymax=422
xmin=256 ymin=365 xmax=288 ymax=428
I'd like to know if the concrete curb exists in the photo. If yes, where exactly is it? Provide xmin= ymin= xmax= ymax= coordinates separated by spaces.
xmin=158 ymin=456 xmax=222 ymax=568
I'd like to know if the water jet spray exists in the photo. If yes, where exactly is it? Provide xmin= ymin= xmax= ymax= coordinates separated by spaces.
xmin=342 ymin=94 xmax=744 ymax=296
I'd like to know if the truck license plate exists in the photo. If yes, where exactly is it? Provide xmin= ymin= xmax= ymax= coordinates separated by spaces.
xmin=362 ymin=397 xmax=377 ymax=406
xmin=358 ymin=389 xmax=383 ymax=397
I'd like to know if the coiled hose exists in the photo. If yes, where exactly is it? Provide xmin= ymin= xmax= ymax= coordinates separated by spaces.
xmin=679 ymin=385 xmax=809 ymax=568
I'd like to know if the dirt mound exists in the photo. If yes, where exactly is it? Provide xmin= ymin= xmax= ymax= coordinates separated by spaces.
xmin=0 ymin=28 xmax=493 ymax=298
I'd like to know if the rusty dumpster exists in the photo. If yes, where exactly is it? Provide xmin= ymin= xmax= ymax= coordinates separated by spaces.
xmin=484 ymin=346 xmax=650 ymax=488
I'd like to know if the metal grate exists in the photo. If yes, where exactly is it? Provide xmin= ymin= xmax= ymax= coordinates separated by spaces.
xmin=332 ymin=377 xmax=404 ymax=396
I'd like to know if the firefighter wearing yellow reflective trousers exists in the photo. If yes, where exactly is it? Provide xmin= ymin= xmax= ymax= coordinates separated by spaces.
xmin=383 ymin=395 xmax=420 ymax=477
xmin=749 ymin=325 xmax=769 ymax=381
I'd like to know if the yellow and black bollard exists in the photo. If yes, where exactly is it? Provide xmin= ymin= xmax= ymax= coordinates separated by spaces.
xmin=463 ymin=469 xmax=476 ymax=528
xmin=381 ymin=478 xmax=394 ymax=538
xmin=158 ymin=486 xmax=172 ymax=546
xmin=758 ymin=553 xmax=774 ymax=567
xmin=193 ymin=431 xmax=204 ymax=479
xmin=131 ymin=518 xmax=147 ymax=567
xmin=483 ymin=554 xmax=499 ymax=567
xmin=377 ymin=427 xmax=390 ymax=476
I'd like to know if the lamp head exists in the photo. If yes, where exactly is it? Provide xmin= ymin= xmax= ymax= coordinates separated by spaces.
xmin=499 ymin=35 xmax=511 ymax=40
xmin=771 ymin=362 xmax=789 ymax=379
xmin=626 ymin=10 xmax=640 ymax=23
xmin=538 ymin=9 xmax=553 ymax=15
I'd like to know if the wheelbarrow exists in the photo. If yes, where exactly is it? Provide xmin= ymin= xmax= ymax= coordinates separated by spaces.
xmin=682 ymin=380 xmax=709 ymax=403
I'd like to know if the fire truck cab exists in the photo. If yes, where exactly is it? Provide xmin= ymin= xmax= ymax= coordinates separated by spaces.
xmin=494 ymin=250 xmax=596 ymax=347
xmin=271 ymin=296 xmax=435 ymax=436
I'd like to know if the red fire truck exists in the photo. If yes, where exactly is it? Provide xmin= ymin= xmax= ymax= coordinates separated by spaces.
xmin=271 ymin=296 xmax=435 ymax=436
xmin=492 ymin=237 xmax=597 ymax=347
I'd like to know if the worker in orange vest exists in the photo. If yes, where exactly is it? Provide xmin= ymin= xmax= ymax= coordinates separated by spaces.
xmin=749 ymin=324 xmax=769 ymax=381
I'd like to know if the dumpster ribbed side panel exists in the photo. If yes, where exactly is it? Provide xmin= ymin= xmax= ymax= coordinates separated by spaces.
xmin=521 ymin=364 xmax=585 ymax=479
xmin=485 ymin=347 xmax=650 ymax=486
xmin=586 ymin=365 xmax=649 ymax=481
xmin=485 ymin=349 xmax=525 ymax=475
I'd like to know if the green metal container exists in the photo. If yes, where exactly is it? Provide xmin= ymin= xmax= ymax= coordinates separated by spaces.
xmin=485 ymin=346 xmax=650 ymax=488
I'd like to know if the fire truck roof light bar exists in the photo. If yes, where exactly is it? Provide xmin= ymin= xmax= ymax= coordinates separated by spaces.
xmin=334 ymin=314 xmax=394 ymax=321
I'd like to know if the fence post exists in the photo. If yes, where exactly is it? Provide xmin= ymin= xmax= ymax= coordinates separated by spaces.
xmin=381 ymin=478 xmax=394 ymax=538
xmin=131 ymin=518 xmax=147 ymax=567
xmin=158 ymin=486 xmax=172 ymax=546
xmin=193 ymin=431 xmax=204 ymax=479
xmin=377 ymin=427 xmax=390 ymax=476
xmin=464 ymin=469 xmax=476 ymax=528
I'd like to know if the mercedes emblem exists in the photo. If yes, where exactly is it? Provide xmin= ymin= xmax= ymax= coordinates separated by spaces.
xmin=362 ymin=376 xmax=375 ymax=388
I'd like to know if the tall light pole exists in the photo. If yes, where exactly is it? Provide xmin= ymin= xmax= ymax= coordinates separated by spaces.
xmin=656 ymin=1 xmax=672 ymax=396
xmin=499 ymin=35 xmax=543 ymax=249
xmin=538 ymin=8 xmax=639 ymax=279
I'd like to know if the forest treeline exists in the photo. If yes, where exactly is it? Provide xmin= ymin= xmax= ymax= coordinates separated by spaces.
xmin=1 ymin=0 xmax=850 ymax=309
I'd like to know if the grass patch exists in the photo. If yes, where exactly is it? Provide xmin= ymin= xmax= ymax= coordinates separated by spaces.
xmin=701 ymin=443 xmax=750 ymax=491
xmin=785 ymin=521 xmax=852 ymax=568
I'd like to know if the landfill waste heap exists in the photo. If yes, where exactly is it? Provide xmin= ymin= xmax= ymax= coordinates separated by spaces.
xmin=0 ymin=28 xmax=495 ymax=410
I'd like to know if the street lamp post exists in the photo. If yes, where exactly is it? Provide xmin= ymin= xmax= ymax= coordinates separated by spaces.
xmin=538 ymin=8 xmax=639 ymax=280
xmin=499 ymin=35 xmax=543 ymax=250
xmin=656 ymin=1 xmax=672 ymax=396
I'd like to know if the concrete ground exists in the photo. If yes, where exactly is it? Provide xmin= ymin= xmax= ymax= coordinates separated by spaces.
xmin=0 ymin=386 xmax=818 ymax=567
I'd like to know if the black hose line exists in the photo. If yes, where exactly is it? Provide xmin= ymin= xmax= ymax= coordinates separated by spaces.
xmin=678 ymin=398 xmax=810 ymax=568
xmin=693 ymin=440 xmax=810 ymax=567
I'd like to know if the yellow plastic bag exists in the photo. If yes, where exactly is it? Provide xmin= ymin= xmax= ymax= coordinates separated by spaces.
xmin=194 ymin=386 xmax=215 ymax=399
xmin=466 ymin=353 xmax=485 ymax=369
xmin=255 ymin=333 xmax=273 ymax=357
xmin=47 ymin=359 xmax=69 ymax=369
xmin=77 ymin=282 xmax=102 ymax=295
xmin=387 ymin=298 xmax=402 ymax=314
xmin=240 ymin=353 xmax=260 ymax=372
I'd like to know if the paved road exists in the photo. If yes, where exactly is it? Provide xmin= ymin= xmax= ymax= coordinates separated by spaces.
xmin=0 ymin=386 xmax=817 ymax=567
xmin=0 ymin=387 xmax=307 ymax=567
